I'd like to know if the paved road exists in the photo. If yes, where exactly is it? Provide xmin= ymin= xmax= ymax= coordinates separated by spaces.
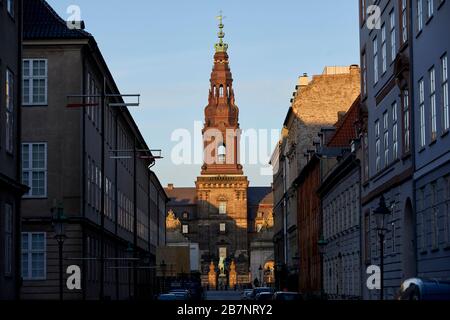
xmin=204 ymin=290 xmax=242 ymax=301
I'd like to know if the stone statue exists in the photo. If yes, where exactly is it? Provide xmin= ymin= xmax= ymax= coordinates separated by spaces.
xmin=166 ymin=210 xmax=181 ymax=230
xmin=218 ymin=257 xmax=225 ymax=275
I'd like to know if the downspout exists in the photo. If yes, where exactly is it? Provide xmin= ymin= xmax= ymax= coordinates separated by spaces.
xmin=15 ymin=0 xmax=23 ymax=300
xmin=81 ymin=46 xmax=87 ymax=301
xmin=408 ymin=0 xmax=418 ymax=278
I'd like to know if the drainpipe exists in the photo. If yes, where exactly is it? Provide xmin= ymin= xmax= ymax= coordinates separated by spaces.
xmin=408 ymin=0 xmax=418 ymax=278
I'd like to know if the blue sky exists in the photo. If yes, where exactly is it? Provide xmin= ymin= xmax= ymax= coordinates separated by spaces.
xmin=48 ymin=0 xmax=360 ymax=187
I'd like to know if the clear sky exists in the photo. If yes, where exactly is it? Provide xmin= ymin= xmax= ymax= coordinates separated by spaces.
xmin=47 ymin=0 xmax=360 ymax=187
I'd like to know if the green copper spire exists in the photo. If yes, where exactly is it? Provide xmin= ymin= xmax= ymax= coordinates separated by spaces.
xmin=214 ymin=11 xmax=228 ymax=53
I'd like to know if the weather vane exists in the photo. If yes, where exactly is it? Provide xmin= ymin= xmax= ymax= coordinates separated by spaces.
xmin=216 ymin=10 xmax=226 ymax=26
xmin=215 ymin=10 xmax=228 ymax=53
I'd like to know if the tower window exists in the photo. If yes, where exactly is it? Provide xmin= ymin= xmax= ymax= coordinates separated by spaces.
xmin=182 ymin=224 xmax=189 ymax=234
xmin=220 ymin=223 xmax=226 ymax=232
xmin=219 ymin=201 xmax=227 ymax=215
xmin=217 ymin=144 xmax=226 ymax=164
xmin=219 ymin=85 xmax=224 ymax=97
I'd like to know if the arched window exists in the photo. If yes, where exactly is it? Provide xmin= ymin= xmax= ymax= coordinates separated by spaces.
xmin=213 ymin=86 xmax=216 ymax=97
xmin=219 ymin=85 xmax=224 ymax=97
xmin=217 ymin=144 xmax=226 ymax=164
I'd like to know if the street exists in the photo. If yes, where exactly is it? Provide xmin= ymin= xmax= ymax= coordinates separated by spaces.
xmin=204 ymin=290 xmax=242 ymax=301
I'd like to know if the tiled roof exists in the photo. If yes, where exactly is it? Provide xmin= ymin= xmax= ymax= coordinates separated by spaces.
xmin=165 ymin=187 xmax=197 ymax=206
xmin=24 ymin=0 xmax=91 ymax=40
xmin=327 ymin=95 xmax=361 ymax=148
xmin=165 ymin=186 xmax=273 ymax=207
xmin=248 ymin=187 xmax=273 ymax=206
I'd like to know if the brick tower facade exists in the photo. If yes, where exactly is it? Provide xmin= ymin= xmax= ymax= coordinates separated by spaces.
xmin=195 ymin=16 xmax=250 ymax=286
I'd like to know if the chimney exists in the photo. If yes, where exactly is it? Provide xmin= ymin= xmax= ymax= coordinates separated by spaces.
xmin=298 ymin=73 xmax=310 ymax=87
xmin=337 ymin=111 xmax=346 ymax=122
xmin=167 ymin=183 xmax=174 ymax=190
xmin=349 ymin=64 xmax=360 ymax=75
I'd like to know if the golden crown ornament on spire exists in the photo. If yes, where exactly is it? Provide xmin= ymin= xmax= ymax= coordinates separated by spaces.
xmin=214 ymin=11 xmax=228 ymax=53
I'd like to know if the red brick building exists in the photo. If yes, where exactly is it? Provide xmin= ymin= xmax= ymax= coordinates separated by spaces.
xmin=296 ymin=155 xmax=321 ymax=295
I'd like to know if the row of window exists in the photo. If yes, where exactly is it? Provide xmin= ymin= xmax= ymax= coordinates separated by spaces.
xmin=416 ymin=0 xmax=443 ymax=33
xmin=118 ymin=191 xmax=134 ymax=232
xmin=418 ymin=54 xmax=449 ymax=147
xmin=362 ymin=0 xmax=408 ymax=93
xmin=416 ymin=176 xmax=450 ymax=252
xmin=324 ymin=253 xmax=361 ymax=297
xmin=323 ymin=184 xmax=360 ymax=240
xmin=181 ymin=222 xmax=227 ymax=235
xmin=375 ymin=102 xmax=400 ymax=172
xmin=137 ymin=207 xmax=149 ymax=241
xmin=21 ymin=232 xmax=140 ymax=281
xmin=22 ymin=60 xmax=119 ymax=154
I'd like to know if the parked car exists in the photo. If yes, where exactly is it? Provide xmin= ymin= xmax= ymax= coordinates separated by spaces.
xmin=397 ymin=278 xmax=450 ymax=300
xmin=272 ymin=292 xmax=302 ymax=301
xmin=241 ymin=289 xmax=253 ymax=300
xmin=255 ymin=292 xmax=274 ymax=301
xmin=158 ymin=293 xmax=178 ymax=301
xmin=250 ymin=287 xmax=275 ymax=300
xmin=169 ymin=289 xmax=191 ymax=300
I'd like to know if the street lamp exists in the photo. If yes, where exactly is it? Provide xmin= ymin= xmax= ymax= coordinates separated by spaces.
xmin=52 ymin=202 xmax=67 ymax=301
xmin=318 ymin=235 xmax=328 ymax=299
xmin=373 ymin=195 xmax=391 ymax=301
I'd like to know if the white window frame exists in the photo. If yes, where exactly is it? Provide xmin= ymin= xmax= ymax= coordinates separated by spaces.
xmin=430 ymin=67 xmax=437 ymax=140
xmin=375 ymin=120 xmax=381 ymax=172
xmin=373 ymin=37 xmax=379 ymax=84
xmin=417 ymin=0 xmax=423 ymax=32
xmin=427 ymin=0 xmax=434 ymax=19
xmin=383 ymin=112 xmax=389 ymax=166
xmin=419 ymin=79 xmax=426 ymax=147
xmin=403 ymin=89 xmax=411 ymax=153
xmin=23 ymin=59 xmax=48 ymax=106
xmin=442 ymin=54 xmax=449 ymax=131
xmin=4 ymin=203 xmax=13 ymax=276
xmin=22 ymin=143 xmax=48 ymax=198
xmin=220 ymin=223 xmax=226 ymax=232
xmin=390 ymin=10 xmax=397 ymax=62
xmin=21 ymin=232 xmax=47 ymax=280
xmin=381 ymin=24 xmax=387 ymax=74
xmin=7 ymin=0 xmax=14 ymax=17
xmin=6 ymin=68 xmax=14 ymax=153
xmin=182 ymin=224 xmax=189 ymax=234
xmin=392 ymin=102 xmax=399 ymax=160
xmin=401 ymin=0 xmax=408 ymax=44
